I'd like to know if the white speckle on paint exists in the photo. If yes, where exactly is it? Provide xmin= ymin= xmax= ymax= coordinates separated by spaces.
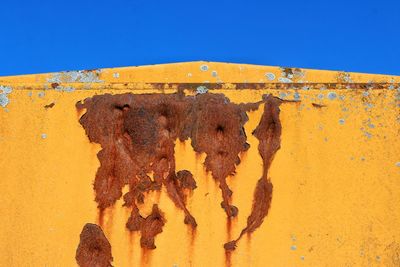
xmin=113 ymin=72 xmax=120 ymax=78
xmin=291 ymin=245 xmax=297 ymax=251
xmin=279 ymin=92 xmax=287 ymax=99
xmin=187 ymin=73 xmax=192 ymax=77
xmin=196 ymin=86 xmax=208 ymax=94
xmin=211 ymin=70 xmax=218 ymax=77
xmin=200 ymin=64 xmax=209 ymax=71
xmin=38 ymin=91 xmax=45 ymax=98
xmin=396 ymin=162 xmax=400 ymax=167
xmin=41 ymin=133 xmax=47 ymax=139
xmin=328 ymin=92 xmax=337 ymax=100
xmin=265 ymin=72 xmax=276 ymax=81
xmin=279 ymin=77 xmax=293 ymax=83
xmin=339 ymin=119 xmax=345 ymax=125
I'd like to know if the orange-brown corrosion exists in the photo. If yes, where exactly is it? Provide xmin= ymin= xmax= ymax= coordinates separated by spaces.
xmin=76 ymin=92 xmax=281 ymax=250
xmin=224 ymin=96 xmax=282 ymax=251
xmin=76 ymin=223 xmax=113 ymax=267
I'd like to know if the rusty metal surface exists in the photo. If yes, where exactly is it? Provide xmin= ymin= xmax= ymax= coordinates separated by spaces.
xmin=0 ymin=62 xmax=399 ymax=267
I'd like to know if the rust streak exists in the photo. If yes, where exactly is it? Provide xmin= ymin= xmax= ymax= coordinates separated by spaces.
xmin=224 ymin=95 xmax=282 ymax=251
xmin=312 ymin=103 xmax=326 ymax=108
xmin=44 ymin=102 xmax=55 ymax=109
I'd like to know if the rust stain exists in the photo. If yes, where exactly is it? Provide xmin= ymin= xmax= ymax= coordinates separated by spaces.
xmin=126 ymin=204 xmax=166 ymax=249
xmin=75 ymin=223 xmax=113 ymax=267
xmin=44 ymin=102 xmax=55 ymax=109
xmin=312 ymin=103 xmax=326 ymax=108
xmin=76 ymin=92 xmax=282 ymax=251
xmin=224 ymin=96 xmax=281 ymax=251
xmin=50 ymin=82 xmax=59 ymax=89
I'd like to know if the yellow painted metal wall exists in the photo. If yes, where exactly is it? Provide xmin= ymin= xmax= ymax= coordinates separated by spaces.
xmin=0 ymin=62 xmax=399 ymax=266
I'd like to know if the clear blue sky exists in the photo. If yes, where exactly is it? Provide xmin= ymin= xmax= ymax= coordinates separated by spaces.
xmin=1 ymin=0 xmax=399 ymax=76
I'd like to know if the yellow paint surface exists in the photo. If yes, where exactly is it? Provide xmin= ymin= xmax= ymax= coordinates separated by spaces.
xmin=0 ymin=62 xmax=399 ymax=266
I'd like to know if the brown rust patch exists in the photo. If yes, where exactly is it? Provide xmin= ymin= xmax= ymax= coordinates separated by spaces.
xmin=126 ymin=204 xmax=166 ymax=249
xmin=76 ymin=223 xmax=113 ymax=267
xmin=50 ymin=82 xmax=59 ymax=89
xmin=76 ymin=92 xmax=281 ymax=250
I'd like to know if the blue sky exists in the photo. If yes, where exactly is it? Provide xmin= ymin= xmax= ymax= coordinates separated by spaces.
xmin=0 ymin=0 xmax=399 ymax=76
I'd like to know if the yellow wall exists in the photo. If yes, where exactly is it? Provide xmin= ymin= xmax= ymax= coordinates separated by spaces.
xmin=0 ymin=62 xmax=399 ymax=266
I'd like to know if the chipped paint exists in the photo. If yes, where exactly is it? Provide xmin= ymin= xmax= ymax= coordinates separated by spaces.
xmin=337 ymin=72 xmax=353 ymax=83
xmin=196 ymin=85 xmax=208 ymax=94
xmin=55 ymin=85 xmax=75 ymax=92
xmin=0 ymin=85 xmax=12 ymax=108
xmin=47 ymin=70 xmax=103 ymax=83
xmin=265 ymin=72 xmax=276 ymax=81
xmin=278 ymin=77 xmax=293 ymax=83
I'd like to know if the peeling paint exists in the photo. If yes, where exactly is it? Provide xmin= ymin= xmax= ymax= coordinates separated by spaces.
xmin=47 ymin=70 xmax=103 ymax=83
xmin=196 ymin=86 xmax=208 ymax=94
xmin=280 ymin=67 xmax=305 ymax=82
xmin=265 ymin=73 xmax=276 ymax=81
xmin=55 ymin=86 xmax=75 ymax=92
xmin=278 ymin=77 xmax=293 ymax=83
xmin=337 ymin=72 xmax=353 ymax=83
xmin=0 ymin=85 xmax=12 ymax=108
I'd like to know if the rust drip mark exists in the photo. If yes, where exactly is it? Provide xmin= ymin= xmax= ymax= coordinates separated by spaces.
xmin=76 ymin=223 xmax=113 ymax=267
xmin=224 ymin=96 xmax=282 ymax=251
xmin=76 ymin=92 xmax=281 ymax=250
xmin=44 ymin=102 xmax=55 ymax=109
xmin=312 ymin=103 xmax=326 ymax=108
xmin=225 ymin=250 xmax=232 ymax=267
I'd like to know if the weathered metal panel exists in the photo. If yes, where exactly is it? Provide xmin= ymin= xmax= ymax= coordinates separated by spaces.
xmin=0 ymin=62 xmax=399 ymax=266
